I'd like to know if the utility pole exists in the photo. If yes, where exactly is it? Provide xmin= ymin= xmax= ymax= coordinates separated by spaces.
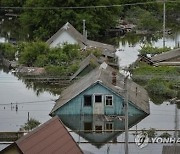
xmin=28 ymin=112 xmax=30 ymax=122
xmin=124 ymin=76 xmax=129 ymax=154
xmin=83 ymin=19 xmax=86 ymax=38
xmin=163 ymin=0 xmax=166 ymax=48
xmin=174 ymin=104 xmax=179 ymax=144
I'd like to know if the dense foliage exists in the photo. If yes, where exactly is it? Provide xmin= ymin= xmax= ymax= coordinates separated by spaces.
xmin=0 ymin=43 xmax=17 ymax=60
xmin=125 ymin=6 xmax=161 ymax=31
xmin=0 ymin=0 xmax=179 ymax=41
xmin=17 ymin=41 xmax=101 ymax=75
xmin=18 ymin=0 xmax=121 ymax=40
xmin=18 ymin=42 xmax=82 ymax=75
xmin=139 ymin=45 xmax=171 ymax=55
xmin=132 ymin=63 xmax=180 ymax=102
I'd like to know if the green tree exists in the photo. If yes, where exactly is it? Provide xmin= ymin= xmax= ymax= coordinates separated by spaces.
xmin=19 ymin=41 xmax=50 ymax=66
xmin=20 ymin=0 xmax=121 ymax=40
xmin=126 ymin=6 xmax=161 ymax=32
xmin=139 ymin=45 xmax=170 ymax=55
xmin=21 ymin=118 xmax=41 ymax=131
xmin=0 ymin=43 xmax=17 ymax=60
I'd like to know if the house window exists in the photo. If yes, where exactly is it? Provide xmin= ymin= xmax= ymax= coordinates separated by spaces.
xmin=84 ymin=95 xmax=92 ymax=106
xmin=106 ymin=123 xmax=113 ymax=132
xmin=84 ymin=122 xmax=92 ymax=133
xmin=95 ymin=95 xmax=102 ymax=103
xmin=95 ymin=125 xmax=103 ymax=133
xmin=105 ymin=95 xmax=113 ymax=106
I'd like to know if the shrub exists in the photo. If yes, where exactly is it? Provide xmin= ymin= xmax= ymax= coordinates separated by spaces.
xmin=0 ymin=43 xmax=17 ymax=60
xmin=21 ymin=118 xmax=40 ymax=131
xmin=139 ymin=45 xmax=171 ymax=55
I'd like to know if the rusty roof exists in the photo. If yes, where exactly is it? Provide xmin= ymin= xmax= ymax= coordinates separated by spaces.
xmin=2 ymin=116 xmax=83 ymax=154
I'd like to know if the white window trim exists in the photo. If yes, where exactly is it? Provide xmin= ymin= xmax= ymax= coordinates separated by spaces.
xmin=105 ymin=95 xmax=113 ymax=106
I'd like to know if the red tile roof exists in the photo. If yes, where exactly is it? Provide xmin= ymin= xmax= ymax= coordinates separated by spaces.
xmin=15 ymin=116 xmax=83 ymax=154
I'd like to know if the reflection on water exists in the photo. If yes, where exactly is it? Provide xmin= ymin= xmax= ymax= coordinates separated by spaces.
xmin=115 ymin=32 xmax=180 ymax=68
xmin=16 ymin=74 xmax=63 ymax=96
xmin=59 ymin=114 xmax=147 ymax=148
xmin=0 ymin=65 xmax=58 ymax=131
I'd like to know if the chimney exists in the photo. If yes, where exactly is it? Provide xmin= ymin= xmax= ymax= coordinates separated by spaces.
xmin=112 ymin=71 xmax=117 ymax=86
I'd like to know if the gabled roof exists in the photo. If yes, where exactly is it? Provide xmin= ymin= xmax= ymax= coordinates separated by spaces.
xmin=50 ymin=63 xmax=149 ymax=115
xmin=70 ymin=53 xmax=99 ymax=80
xmin=151 ymin=48 xmax=180 ymax=62
xmin=46 ymin=22 xmax=116 ymax=53
xmin=46 ymin=22 xmax=86 ymax=48
xmin=2 ymin=116 xmax=83 ymax=154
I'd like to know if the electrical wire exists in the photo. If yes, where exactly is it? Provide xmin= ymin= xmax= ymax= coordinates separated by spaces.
xmin=0 ymin=1 xmax=179 ymax=10
xmin=0 ymin=99 xmax=56 ymax=106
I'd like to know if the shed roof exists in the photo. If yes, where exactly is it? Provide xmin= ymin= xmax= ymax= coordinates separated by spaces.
xmin=50 ymin=63 xmax=150 ymax=115
xmin=46 ymin=22 xmax=116 ymax=54
xmin=151 ymin=48 xmax=180 ymax=62
xmin=3 ymin=116 xmax=83 ymax=154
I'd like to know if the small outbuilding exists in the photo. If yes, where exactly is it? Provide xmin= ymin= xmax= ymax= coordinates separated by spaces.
xmin=151 ymin=48 xmax=180 ymax=66
xmin=1 ymin=116 xmax=83 ymax=154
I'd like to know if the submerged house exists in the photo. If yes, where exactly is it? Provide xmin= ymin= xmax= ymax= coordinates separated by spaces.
xmin=1 ymin=116 xmax=83 ymax=154
xmin=150 ymin=48 xmax=180 ymax=66
xmin=50 ymin=63 xmax=150 ymax=116
xmin=46 ymin=22 xmax=117 ymax=64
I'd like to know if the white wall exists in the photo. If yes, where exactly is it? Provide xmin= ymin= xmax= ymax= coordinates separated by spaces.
xmin=50 ymin=31 xmax=78 ymax=48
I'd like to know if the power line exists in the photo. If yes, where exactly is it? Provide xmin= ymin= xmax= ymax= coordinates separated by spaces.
xmin=0 ymin=99 xmax=56 ymax=106
xmin=0 ymin=1 xmax=179 ymax=10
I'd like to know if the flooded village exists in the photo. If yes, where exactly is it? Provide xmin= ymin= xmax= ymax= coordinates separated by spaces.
xmin=0 ymin=1 xmax=180 ymax=154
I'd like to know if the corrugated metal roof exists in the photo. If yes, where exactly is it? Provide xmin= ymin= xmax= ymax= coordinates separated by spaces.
xmin=15 ymin=116 xmax=83 ymax=154
xmin=50 ymin=63 xmax=150 ymax=115
xmin=151 ymin=48 xmax=180 ymax=62
xmin=162 ymin=145 xmax=180 ymax=154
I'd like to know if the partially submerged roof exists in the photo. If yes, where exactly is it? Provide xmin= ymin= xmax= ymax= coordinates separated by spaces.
xmin=46 ymin=22 xmax=85 ymax=48
xmin=70 ymin=53 xmax=99 ymax=80
xmin=2 ymin=116 xmax=83 ymax=154
xmin=50 ymin=63 xmax=150 ymax=115
xmin=151 ymin=48 xmax=180 ymax=62
xmin=46 ymin=22 xmax=116 ymax=54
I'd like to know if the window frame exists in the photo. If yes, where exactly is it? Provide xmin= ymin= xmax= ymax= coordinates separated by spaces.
xmin=105 ymin=122 xmax=113 ymax=132
xmin=94 ymin=94 xmax=103 ymax=103
xmin=105 ymin=95 xmax=113 ymax=106
xmin=83 ymin=95 xmax=92 ymax=107
xmin=84 ymin=122 xmax=92 ymax=133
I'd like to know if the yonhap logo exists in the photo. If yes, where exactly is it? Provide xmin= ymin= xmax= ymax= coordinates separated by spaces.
xmin=135 ymin=132 xmax=149 ymax=149
xmin=135 ymin=132 xmax=180 ymax=149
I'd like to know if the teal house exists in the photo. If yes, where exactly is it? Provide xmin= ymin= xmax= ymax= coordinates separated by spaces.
xmin=50 ymin=63 xmax=150 ymax=116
